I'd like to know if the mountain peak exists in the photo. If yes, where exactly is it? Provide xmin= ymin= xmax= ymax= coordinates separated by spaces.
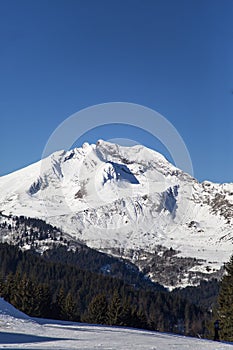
xmin=0 ymin=141 xmax=233 ymax=288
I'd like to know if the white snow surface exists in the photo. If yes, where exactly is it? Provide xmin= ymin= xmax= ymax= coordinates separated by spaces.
xmin=0 ymin=298 xmax=232 ymax=349
xmin=0 ymin=140 xmax=233 ymax=287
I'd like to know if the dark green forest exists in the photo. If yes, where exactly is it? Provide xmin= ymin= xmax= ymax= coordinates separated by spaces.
xmin=0 ymin=242 xmax=215 ymax=337
xmin=217 ymin=255 xmax=233 ymax=341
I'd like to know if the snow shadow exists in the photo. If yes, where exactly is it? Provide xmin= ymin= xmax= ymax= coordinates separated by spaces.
xmin=0 ymin=331 xmax=66 ymax=344
xmin=110 ymin=162 xmax=139 ymax=184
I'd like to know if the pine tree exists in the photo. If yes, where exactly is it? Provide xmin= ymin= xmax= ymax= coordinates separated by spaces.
xmin=136 ymin=309 xmax=148 ymax=329
xmin=184 ymin=303 xmax=191 ymax=335
xmin=63 ymin=292 xmax=78 ymax=321
xmin=34 ymin=284 xmax=51 ymax=318
xmin=55 ymin=287 xmax=66 ymax=320
xmin=217 ymin=255 xmax=233 ymax=341
xmin=4 ymin=273 xmax=16 ymax=302
xmin=118 ymin=300 xmax=132 ymax=327
xmin=13 ymin=275 xmax=35 ymax=314
xmin=0 ymin=273 xmax=5 ymax=296
xmin=107 ymin=291 xmax=122 ymax=325
xmin=85 ymin=294 xmax=108 ymax=325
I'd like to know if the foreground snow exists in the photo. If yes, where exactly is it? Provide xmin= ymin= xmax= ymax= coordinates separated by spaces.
xmin=0 ymin=298 xmax=232 ymax=349
xmin=1 ymin=318 xmax=233 ymax=349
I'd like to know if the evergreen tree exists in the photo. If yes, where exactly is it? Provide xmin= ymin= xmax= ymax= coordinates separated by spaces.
xmin=184 ymin=303 xmax=191 ymax=335
xmin=55 ymin=287 xmax=66 ymax=320
xmin=4 ymin=273 xmax=16 ymax=301
xmin=217 ymin=255 xmax=233 ymax=341
xmin=117 ymin=300 xmax=132 ymax=327
xmin=84 ymin=294 xmax=108 ymax=325
xmin=107 ymin=291 xmax=122 ymax=325
xmin=0 ymin=273 xmax=4 ymax=296
xmin=13 ymin=275 xmax=35 ymax=314
xmin=136 ymin=309 xmax=149 ymax=329
xmin=33 ymin=284 xmax=51 ymax=318
xmin=63 ymin=292 xmax=79 ymax=321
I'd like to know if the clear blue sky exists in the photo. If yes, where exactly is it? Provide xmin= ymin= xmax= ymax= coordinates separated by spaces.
xmin=0 ymin=0 xmax=232 ymax=183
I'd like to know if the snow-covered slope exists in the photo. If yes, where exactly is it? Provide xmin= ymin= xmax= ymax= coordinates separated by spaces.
xmin=0 ymin=298 xmax=232 ymax=349
xmin=0 ymin=140 xmax=233 ymax=288
xmin=0 ymin=298 xmax=29 ymax=320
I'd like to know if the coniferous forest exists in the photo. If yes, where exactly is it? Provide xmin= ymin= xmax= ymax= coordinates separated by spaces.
xmin=216 ymin=255 xmax=233 ymax=341
xmin=0 ymin=241 xmax=216 ymax=338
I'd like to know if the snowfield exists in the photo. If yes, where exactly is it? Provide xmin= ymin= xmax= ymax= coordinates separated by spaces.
xmin=0 ymin=298 xmax=232 ymax=350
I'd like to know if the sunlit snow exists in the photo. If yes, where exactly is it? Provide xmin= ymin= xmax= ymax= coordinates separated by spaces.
xmin=0 ymin=140 xmax=233 ymax=288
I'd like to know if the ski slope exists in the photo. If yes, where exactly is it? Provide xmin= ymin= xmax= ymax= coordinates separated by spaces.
xmin=0 ymin=298 xmax=232 ymax=349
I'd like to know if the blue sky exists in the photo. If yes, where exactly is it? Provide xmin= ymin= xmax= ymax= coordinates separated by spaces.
xmin=0 ymin=0 xmax=232 ymax=182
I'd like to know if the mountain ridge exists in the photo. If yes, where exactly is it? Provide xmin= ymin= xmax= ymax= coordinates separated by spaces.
xmin=0 ymin=140 xmax=232 ymax=288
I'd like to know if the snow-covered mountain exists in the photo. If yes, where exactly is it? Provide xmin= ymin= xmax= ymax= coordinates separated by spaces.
xmin=0 ymin=140 xmax=233 ymax=288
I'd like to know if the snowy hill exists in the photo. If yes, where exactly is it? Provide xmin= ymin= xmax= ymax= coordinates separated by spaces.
xmin=0 ymin=297 xmax=29 ymax=320
xmin=0 ymin=140 xmax=233 ymax=288
xmin=0 ymin=298 xmax=232 ymax=349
